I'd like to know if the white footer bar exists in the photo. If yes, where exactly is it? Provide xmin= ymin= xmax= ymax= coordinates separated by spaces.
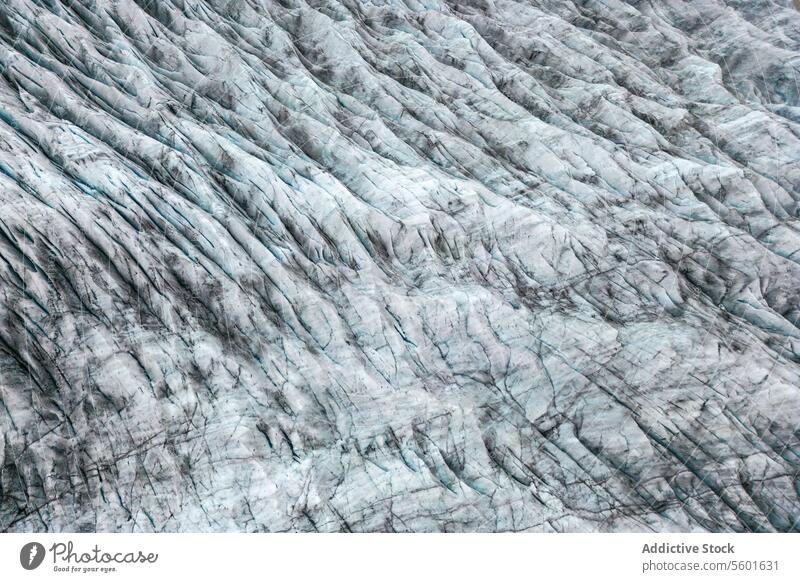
xmin=1 ymin=533 xmax=797 ymax=581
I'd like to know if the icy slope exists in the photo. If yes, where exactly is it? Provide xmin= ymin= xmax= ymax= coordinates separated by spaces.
xmin=0 ymin=0 xmax=799 ymax=532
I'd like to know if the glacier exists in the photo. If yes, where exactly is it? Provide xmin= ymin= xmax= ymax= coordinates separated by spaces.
xmin=0 ymin=0 xmax=799 ymax=532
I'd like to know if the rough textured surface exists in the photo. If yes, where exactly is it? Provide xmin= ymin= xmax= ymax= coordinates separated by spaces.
xmin=0 ymin=0 xmax=799 ymax=532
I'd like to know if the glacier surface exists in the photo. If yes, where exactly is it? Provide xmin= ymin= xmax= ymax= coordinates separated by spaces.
xmin=0 ymin=0 xmax=799 ymax=532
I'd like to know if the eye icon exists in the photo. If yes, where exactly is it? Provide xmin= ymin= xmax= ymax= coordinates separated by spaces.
xmin=20 ymin=542 xmax=46 ymax=570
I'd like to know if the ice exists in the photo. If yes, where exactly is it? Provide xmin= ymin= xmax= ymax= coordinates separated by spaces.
xmin=0 ymin=0 xmax=798 ymax=532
